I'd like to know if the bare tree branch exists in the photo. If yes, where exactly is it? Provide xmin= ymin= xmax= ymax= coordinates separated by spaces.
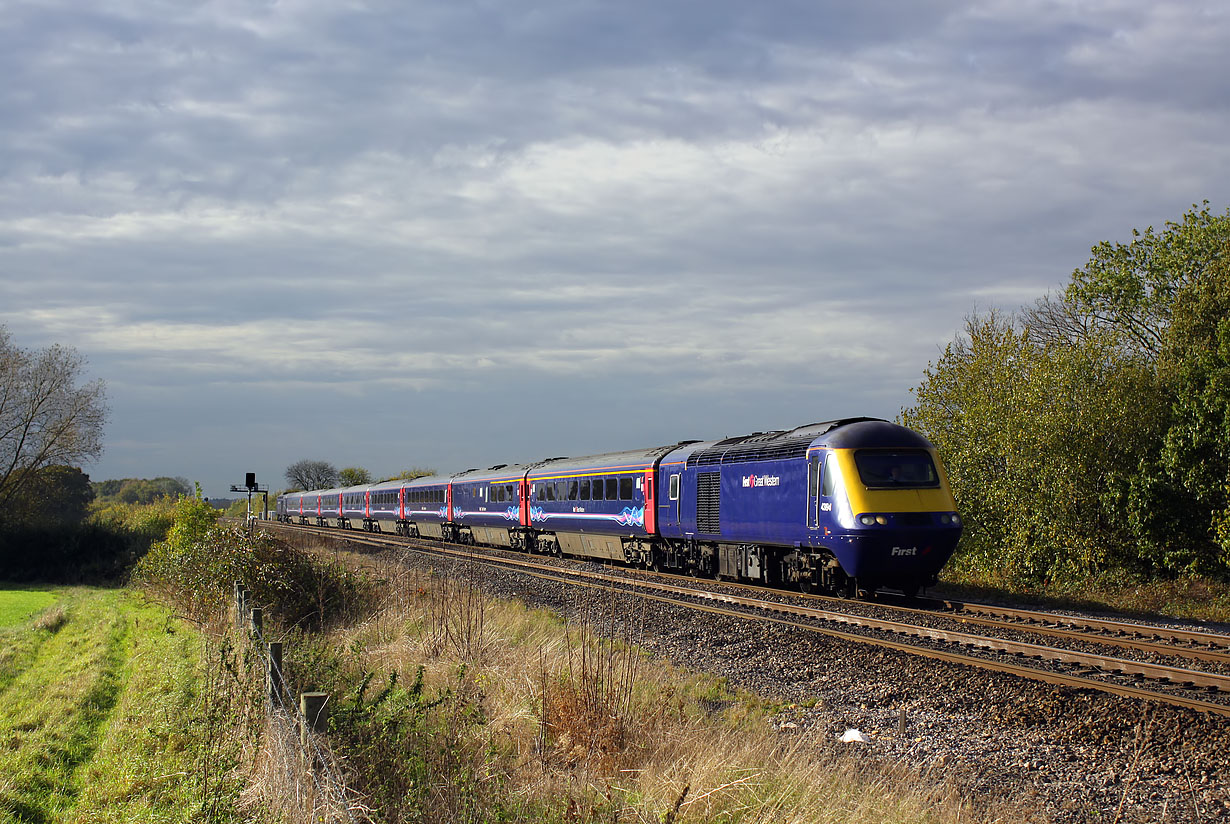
xmin=0 ymin=328 xmax=108 ymax=516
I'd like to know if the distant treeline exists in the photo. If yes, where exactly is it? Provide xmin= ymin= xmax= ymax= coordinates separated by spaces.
xmin=903 ymin=203 xmax=1230 ymax=585
xmin=92 ymin=476 xmax=192 ymax=505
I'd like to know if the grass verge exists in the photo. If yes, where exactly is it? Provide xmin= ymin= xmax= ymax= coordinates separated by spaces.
xmin=0 ymin=587 xmax=249 ymax=823
xmin=272 ymin=548 xmax=1017 ymax=823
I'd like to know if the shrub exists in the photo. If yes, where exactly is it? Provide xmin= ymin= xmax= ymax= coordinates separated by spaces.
xmin=133 ymin=502 xmax=375 ymax=629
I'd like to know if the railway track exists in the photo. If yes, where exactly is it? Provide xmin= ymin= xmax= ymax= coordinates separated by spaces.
xmin=260 ymin=519 xmax=1230 ymax=717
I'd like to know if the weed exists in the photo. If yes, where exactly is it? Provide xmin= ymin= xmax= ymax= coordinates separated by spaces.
xmin=33 ymin=604 xmax=68 ymax=632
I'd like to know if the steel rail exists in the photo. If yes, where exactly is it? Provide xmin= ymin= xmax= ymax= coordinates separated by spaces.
xmin=918 ymin=597 xmax=1230 ymax=651
xmin=266 ymin=520 xmax=1230 ymax=664
xmin=799 ymin=595 xmax=1230 ymax=666
xmin=262 ymin=521 xmax=1230 ymax=716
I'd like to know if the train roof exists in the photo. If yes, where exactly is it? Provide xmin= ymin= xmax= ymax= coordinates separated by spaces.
xmin=449 ymin=463 xmax=535 ymax=485
xmin=816 ymin=419 xmax=935 ymax=450
xmin=660 ymin=418 xmax=931 ymax=467
xmin=524 ymin=443 xmax=684 ymax=477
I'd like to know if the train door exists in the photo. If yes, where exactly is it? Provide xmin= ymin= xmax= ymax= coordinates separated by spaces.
xmin=446 ymin=484 xmax=453 ymax=522
xmin=364 ymin=490 xmax=371 ymax=520
xmin=643 ymin=468 xmax=657 ymax=534
xmin=398 ymin=487 xmax=405 ymax=520
xmin=518 ymin=478 xmax=529 ymax=526
xmin=807 ymin=453 xmax=821 ymax=531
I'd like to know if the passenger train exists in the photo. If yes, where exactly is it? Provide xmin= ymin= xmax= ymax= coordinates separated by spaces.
xmin=276 ymin=417 xmax=962 ymax=596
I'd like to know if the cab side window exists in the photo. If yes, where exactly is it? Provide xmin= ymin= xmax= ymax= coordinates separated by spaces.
xmin=669 ymin=474 xmax=680 ymax=501
xmin=822 ymin=454 xmax=838 ymax=497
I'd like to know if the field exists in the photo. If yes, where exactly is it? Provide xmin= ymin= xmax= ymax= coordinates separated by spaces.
xmin=0 ymin=588 xmax=61 ymax=628
xmin=0 ymin=585 xmax=243 ymax=823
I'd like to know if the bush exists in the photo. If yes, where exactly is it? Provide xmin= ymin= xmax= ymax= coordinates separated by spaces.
xmin=133 ymin=499 xmax=374 ymax=628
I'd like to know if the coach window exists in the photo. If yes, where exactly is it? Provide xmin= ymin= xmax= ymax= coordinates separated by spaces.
xmin=535 ymin=484 xmax=544 ymax=501
xmin=619 ymin=476 xmax=634 ymax=500
xmin=604 ymin=478 xmax=617 ymax=500
xmin=669 ymin=474 xmax=680 ymax=501
xmin=567 ymin=481 xmax=578 ymax=500
xmin=579 ymin=479 xmax=591 ymax=500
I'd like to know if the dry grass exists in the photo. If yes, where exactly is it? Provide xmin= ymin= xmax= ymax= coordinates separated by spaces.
xmin=33 ymin=604 xmax=68 ymax=632
xmin=297 ymin=549 xmax=1027 ymax=824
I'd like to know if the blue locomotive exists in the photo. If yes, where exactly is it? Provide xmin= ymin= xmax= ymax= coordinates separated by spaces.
xmin=277 ymin=417 xmax=962 ymax=596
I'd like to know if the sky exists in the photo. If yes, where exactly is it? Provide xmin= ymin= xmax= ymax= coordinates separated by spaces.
xmin=2 ymin=0 xmax=1228 ymax=499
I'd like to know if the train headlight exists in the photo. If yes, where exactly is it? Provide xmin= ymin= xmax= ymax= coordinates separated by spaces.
xmin=875 ymin=515 xmax=888 ymax=525
xmin=858 ymin=514 xmax=876 ymax=526
xmin=951 ymin=513 xmax=961 ymax=526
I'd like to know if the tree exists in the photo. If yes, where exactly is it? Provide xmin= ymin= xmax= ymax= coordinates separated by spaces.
xmin=902 ymin=312 xmax=1167 ymax=583
xmin=8 ymin=465 xmax=95 ymax=527
xmin=390 ymin=467 xmax=435 ymax=481
xmin=285 ymin=459 xmax=339 ymax=491
xmin=0 ymin=328 xmax=107 ymax=521
xmin=338 ymin=466 xmax=372 ymax=487
xmin=1065 ymin=203 xmax=1230 ymax=574
xmin=1065 ymin=201 xmax=1230 ymax=359
xmin=905 ymin=203 xmax=1230 ymax=580
xmin=93 ymin=476 xmax=192 ymax=505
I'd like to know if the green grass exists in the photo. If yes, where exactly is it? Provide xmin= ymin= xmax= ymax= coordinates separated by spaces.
xmin=0 ymin=589 xmax=129 ymax=821
xmin=0 ymin=587 xmax=245 ymax=823
xmin=0 ymin=586 xmax=63 ymax=627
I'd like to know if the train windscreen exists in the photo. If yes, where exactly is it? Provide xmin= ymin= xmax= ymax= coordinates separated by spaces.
xmin=853 ymin=450 xmax=940 ymax=488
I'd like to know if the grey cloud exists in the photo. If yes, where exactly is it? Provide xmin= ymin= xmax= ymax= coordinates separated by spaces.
xmin=2 ymin=0 xmax=1229 ymax=494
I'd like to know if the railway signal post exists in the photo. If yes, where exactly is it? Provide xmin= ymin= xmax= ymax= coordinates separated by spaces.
xmin=231 ymin=472 xmax=269 ymax=521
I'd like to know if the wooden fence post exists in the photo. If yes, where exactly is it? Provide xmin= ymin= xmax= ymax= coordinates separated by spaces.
xmin=267 ymin=642 xmax=283 ymax=706
xmin=250 ymin=606 xmax=263 ymax=638
xmin=301 ymin=692 xmax=330 ymax=738
xmin=235 ymin=584 xmax=246 ymax=627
